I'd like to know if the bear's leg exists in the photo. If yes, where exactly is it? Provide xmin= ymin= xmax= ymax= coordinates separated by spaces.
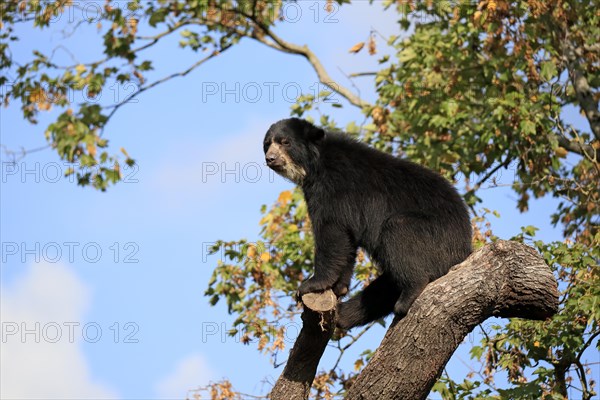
xmin=378 ymin=217 xmax=435 ymax=319
xmin=298 ymin=224 xmax=357 ymax=297
xmin=392 ymin=280 xmax=429 ymax=318
xmin=336 ymin=274 xmax=400 ymax=330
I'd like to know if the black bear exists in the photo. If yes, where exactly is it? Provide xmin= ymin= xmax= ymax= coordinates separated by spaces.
xmin=263 ymin=118 xmax=472 ymax=330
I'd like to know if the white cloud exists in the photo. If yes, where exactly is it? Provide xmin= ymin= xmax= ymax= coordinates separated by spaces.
xmin=155 ymin=354 xmax=214 ymax=399
xmin=0 ymin=262 xmax=118 ymax=399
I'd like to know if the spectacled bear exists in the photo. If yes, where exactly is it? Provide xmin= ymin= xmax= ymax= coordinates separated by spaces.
xmin=263 ymin=118 xmax=472 ymax=330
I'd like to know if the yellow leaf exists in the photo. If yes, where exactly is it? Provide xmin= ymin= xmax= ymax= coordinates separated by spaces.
xmin=29 ymin=88 xmax=52 ymax=111
xmin=87 ymin=143 xmax=97 ymax=157
xmin=348 ymin=42 xmax=365 ymax=54
xmin=247 ymin=245 xmax=256 ymax=258
xmin=325 ymin=0 xmax=334 ymax=13
xmin=133 ymin=70 xmax=145 ymax=85
xmin=278 ymin=190 xmax=293 ymax=205
xmin=554 ymin=147 xmax=568 ymax=158
xmin=37 ymin=102 xmax=51 ymax=111
xmin=75 ymin=64 xmax=86 ymax=74
xmin=259 ymin=213 xmax=273 ymax=225
xmin=368 ymin=35 xmax=376 ymax=55
xmin=354 ymin=359 xmax=364 ymax=371
xmin=533 ymin=341 xmax=540 ymax=347
xmin=440 ymin=152 xmax=459 ymax=163
xmin=28 ymin=87 xmax=43 ymax=103
xmin=260 ymin=252 xmax=270 ymax=262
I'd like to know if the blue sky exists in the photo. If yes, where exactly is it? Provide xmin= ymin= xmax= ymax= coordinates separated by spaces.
xmin=1 ymin=2 xmax=595 ymax=399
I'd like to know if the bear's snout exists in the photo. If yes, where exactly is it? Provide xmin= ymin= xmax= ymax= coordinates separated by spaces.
xmin=265 ymin=151 xmax=283 ymax=168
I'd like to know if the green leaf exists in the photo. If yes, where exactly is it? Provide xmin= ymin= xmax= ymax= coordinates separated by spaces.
xmin=540 ymin=61 xmax=557 ymax=81
xmin=398 ymin=47 xmax=416 ymax=63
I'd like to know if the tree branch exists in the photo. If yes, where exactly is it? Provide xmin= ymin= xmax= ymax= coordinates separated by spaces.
xmin=270 ymin=240 xmax=559 ymax=400
xmin=550 ymin=114 xmax=599 ymax=161
xmin=235 ymin=11 xmax=371 ymax=109
xmin=562 ymin=40 xmax=600 ymax=140
xmin=554 ymin=134 xmax=598 ymax=161
xmin=261 ymin=36 xmax=370 ymax=108
xmin=269 ymin=306 xmax=335 ymax=400
xmin=101 ymin=44 xmax=233 ymax=132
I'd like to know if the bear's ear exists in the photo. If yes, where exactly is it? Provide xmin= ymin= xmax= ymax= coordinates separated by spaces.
xmin=287 ymin=118 xmax=325 ymax=142
xmin=303 ymin=121 xmax=325 ymax=142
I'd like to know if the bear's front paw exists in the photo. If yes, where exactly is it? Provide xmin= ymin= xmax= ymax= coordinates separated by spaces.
xmin=297 ymin=277 xmax=330 ymax=299
xmin=332 ymin=281 xmax=349 ymax=297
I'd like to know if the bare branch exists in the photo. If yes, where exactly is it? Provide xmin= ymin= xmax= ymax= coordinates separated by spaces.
xmin=348 ymin=72 xmax=377 ymax=78
xmin=468 ymin=157 xmax=511 ymax=193
xmin=562 ymin=40 xmax=600 ymax=140
xmin=232 ymin=10 xmax=371 ymax=109
xmin=0 ymin=144 xmax=51 ymax=163
xmin=101 ymin=44 xmax=233 ymax=132
xmin=258 ymin=32 xmax=371 ymax=108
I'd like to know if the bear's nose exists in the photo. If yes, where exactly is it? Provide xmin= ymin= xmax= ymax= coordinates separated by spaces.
xmin=265 ymin=152 xmax=280 ymax=166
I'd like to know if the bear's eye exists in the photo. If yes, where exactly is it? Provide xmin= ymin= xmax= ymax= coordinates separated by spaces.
xmin=281 ymin=138 xmax=291 ymax=147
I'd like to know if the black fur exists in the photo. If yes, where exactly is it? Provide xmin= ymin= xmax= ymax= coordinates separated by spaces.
xmin=263 ymin=118 xmax=472 ymax=330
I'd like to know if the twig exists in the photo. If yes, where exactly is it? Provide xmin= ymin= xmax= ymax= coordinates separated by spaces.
xmin=100 ymin=44 xmax=233 ymax=134
xmin=0 ymin=144 xmax=51 ymax=162
xmin=562 ymin=38 xmax=600 ymax=141
xmin=233 ymin=9 xmax=371 ymax=109
xmin=330 ymin=322 xmax=376 ymax=372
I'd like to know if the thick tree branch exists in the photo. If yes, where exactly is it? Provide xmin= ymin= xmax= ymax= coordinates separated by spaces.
xmin=269 ymin=240 xmax=559 ymax=400
xmin=269 ymin=306 xmax=335 ymax=400
xmin=562 ymin=40 xmax=600 ymax=141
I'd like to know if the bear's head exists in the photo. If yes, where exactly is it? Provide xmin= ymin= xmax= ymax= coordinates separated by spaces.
xmin=263 ymin=118 xmax=325 ymax=184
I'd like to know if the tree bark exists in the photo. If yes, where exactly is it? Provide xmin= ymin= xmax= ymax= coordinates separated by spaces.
xmin=269 ymin=240 xmax=559 ymax=400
